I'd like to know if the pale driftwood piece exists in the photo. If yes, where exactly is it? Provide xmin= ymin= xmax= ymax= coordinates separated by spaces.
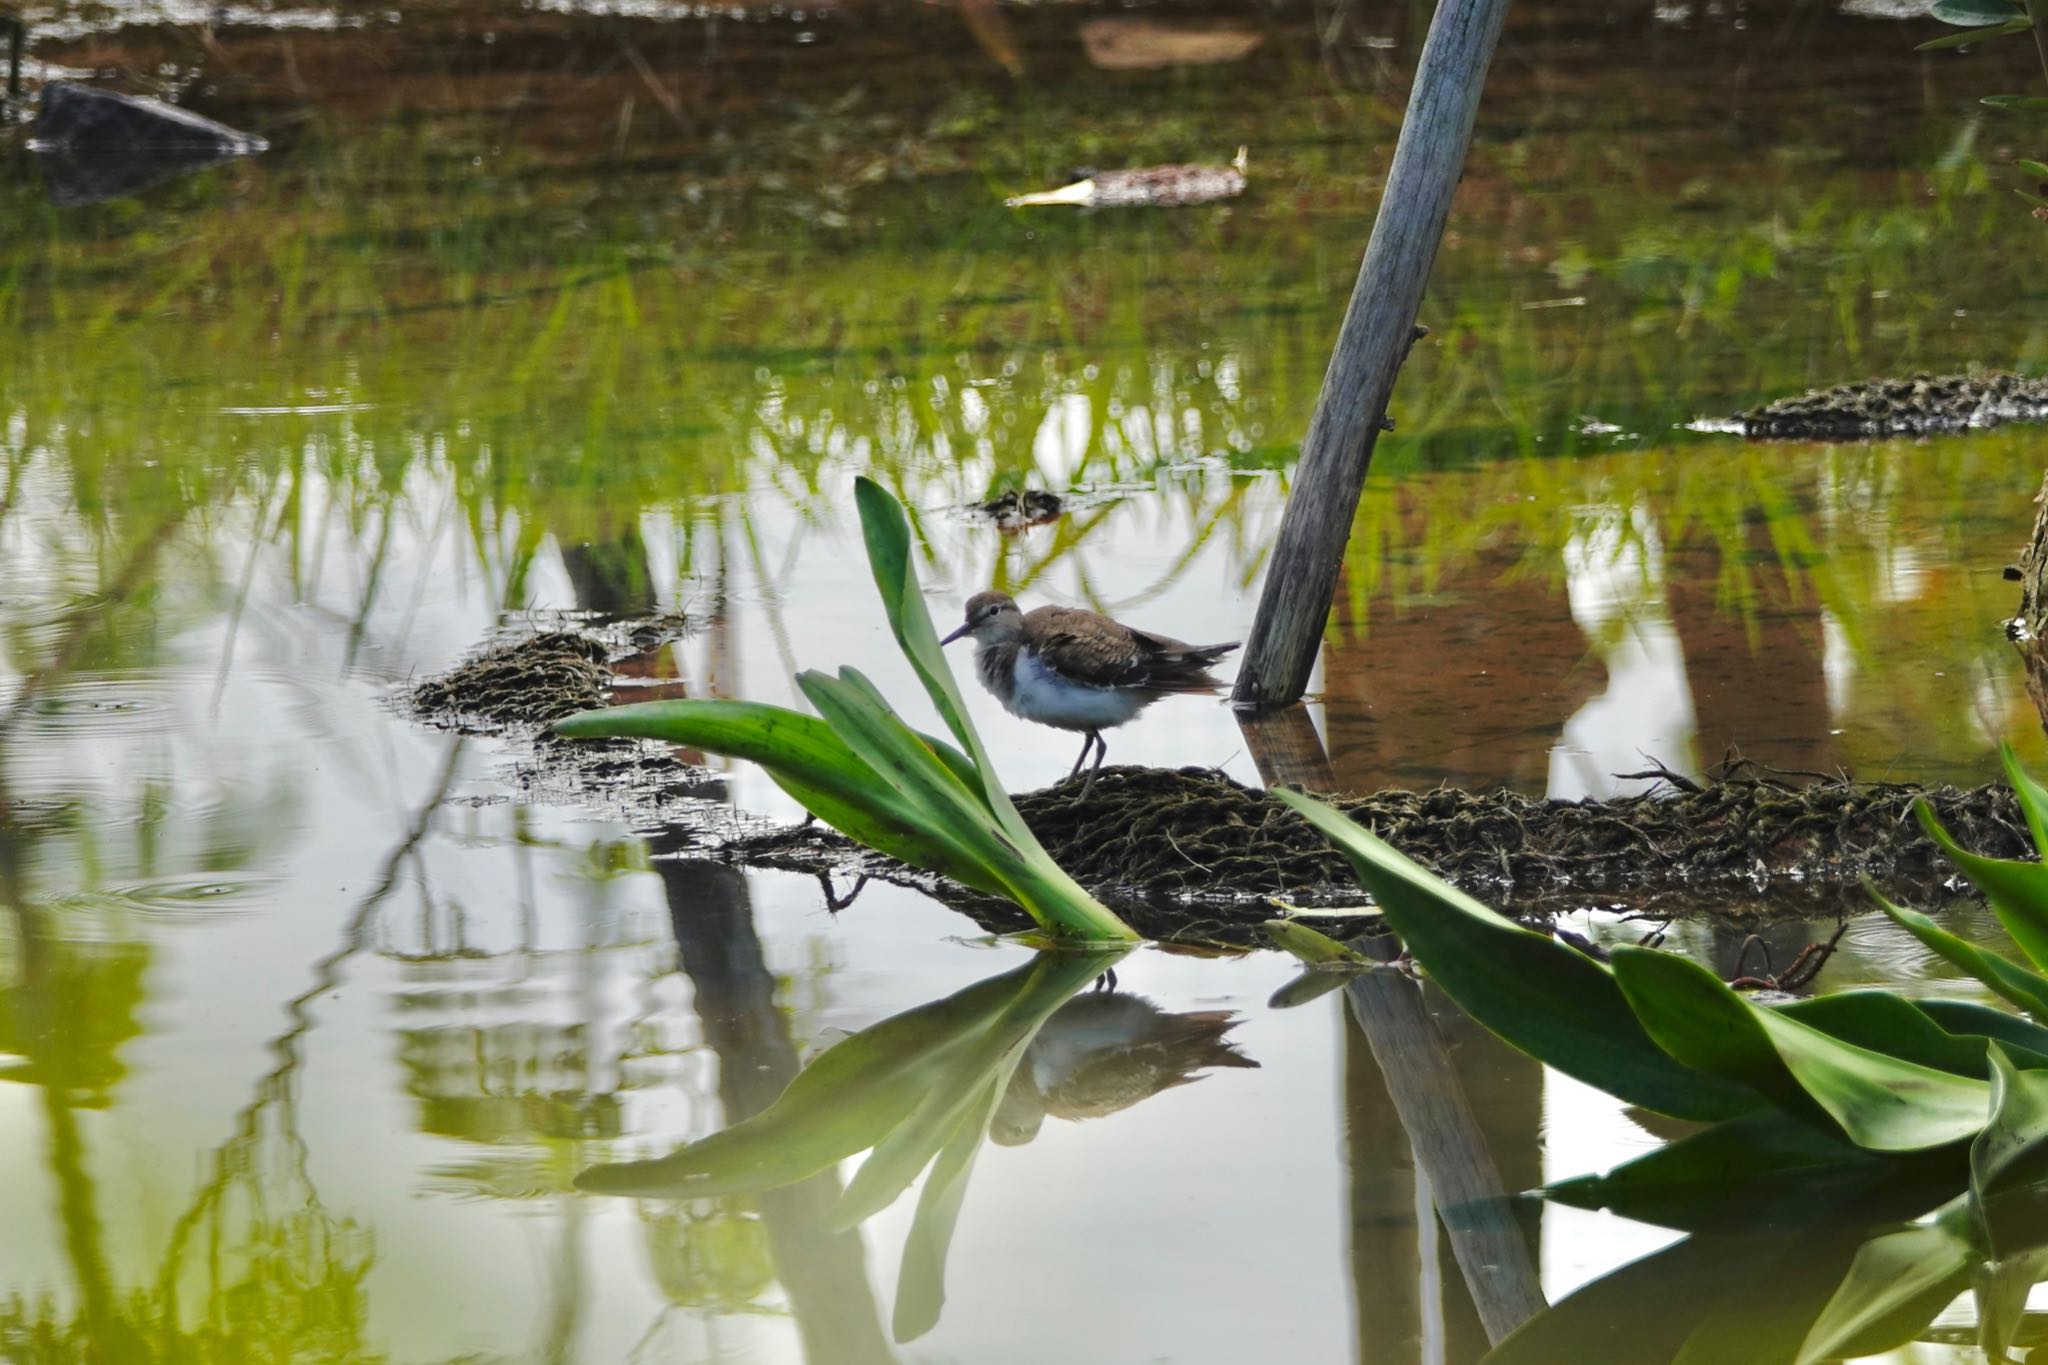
xmin=1345 ymin=970 xmax=1547 ymax=1345
xmin=1231 ymin=0 xmax=1512 ymax=711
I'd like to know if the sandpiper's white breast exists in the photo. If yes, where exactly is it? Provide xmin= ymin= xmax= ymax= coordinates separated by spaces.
xmin=1005 ymin=649 xmax=1145 ymax=731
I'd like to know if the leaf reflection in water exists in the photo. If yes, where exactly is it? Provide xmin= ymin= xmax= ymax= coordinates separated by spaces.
xmin=577 ymin=948 xmax=1261 ymax=1342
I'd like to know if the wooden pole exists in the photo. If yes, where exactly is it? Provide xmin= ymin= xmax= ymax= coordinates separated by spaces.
xmin=1231 ymin=0 xmax=1512 ymax=711
xmin=1345 ymin=969 xmax=1548 ymax=1346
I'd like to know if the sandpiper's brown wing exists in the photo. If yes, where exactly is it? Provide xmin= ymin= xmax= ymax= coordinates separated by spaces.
xmin=1023 ymin=605 xmax=1239 ymax=690
xmin=1020 ymin=605 xmax=1147 ymax=686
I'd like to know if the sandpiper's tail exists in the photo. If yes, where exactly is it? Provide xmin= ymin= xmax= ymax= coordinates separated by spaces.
xmin=1131 ymin=634 xmax=1240 ymax=690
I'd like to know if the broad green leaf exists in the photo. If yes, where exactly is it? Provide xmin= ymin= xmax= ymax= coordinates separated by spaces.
xmin=854 ymin=477 xmax=1019 ymax=824
xmin=1777 ymin=991 xmax=1994 ymax=1077
xmin=2005 ymin=744 xmax=2048 ymax=854
xmin=1974 ymin=1245 xmax=2048 ymax=1360
xmin=1984 ymin=94 xmax=2048 ymax=109
xmin=1873 ymin=891 xmax=2048 ymax=1021
xmin=1971 ymin=1043 xmax=2048 ymax=1254
xmin=1483 ymin=1232 xmax=1794 ymax=1364
xmin=1675 ymin=1223 xmax=1914 ymax=1365
xmin=1794 ymin=1210 xmax=1977 ymax=1364
xmin=551 ymin=699 xmax=1003 ymax=891
xmin=1262 ymin=919 xmax=1372 ymax=965
xmin=836 ymin=666 xmax=987 ymax=801
xmin=1931 ymin=0 xmax=2028 ymax=25
xmin=1612 ymin=947 xmax=1990 ymax=1152
xmin=1274 ymin=790 xmax=1757 ymax=1121
xmin=2017 ymin=158 xmax=2048 ymax=179
xmin=800 ymin=669 xmax=1135 ymax=941
xmin=830 ymin=949 xmax=1111 ymax=1226
xmin=573 ymin=962 xmax=1036 ymax=1198
xmin=1917 ymin=997 xmax=2048 ymax=1058
xmin=1543 ymin=1109 xmax=1895 ymax=1233
xmin=1918 ymin=15 xmax=2031 ymax=45
xmin=1915 ymin=801 xmax=2048 ymax=974
xmin=1267 ymin=971 xmax=1350 ymax=1009
xmin=893 ymin=1072 xmax=1007 ymax=1343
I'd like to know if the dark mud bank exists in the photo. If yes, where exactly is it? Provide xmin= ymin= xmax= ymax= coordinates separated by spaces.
xmin=410 ymin=628 xmax=2030 ymax=946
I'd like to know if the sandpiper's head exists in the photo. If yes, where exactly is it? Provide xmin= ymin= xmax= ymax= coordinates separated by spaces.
xmin=940 ymin=591 xmax=1023 ymax=647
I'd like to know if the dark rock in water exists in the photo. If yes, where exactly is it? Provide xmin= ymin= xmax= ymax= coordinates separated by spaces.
xmin=30 ymin=82 xmax=268 ymax=206
xmin=1738 ymin=371 xmax=2048 ymax=440
xmin=975 ymin=488 xmax=1064 ymax=532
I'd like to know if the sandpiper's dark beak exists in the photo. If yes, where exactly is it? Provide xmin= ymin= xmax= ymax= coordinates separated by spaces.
xmin=939 ymin=622 xmax=971 ymax=646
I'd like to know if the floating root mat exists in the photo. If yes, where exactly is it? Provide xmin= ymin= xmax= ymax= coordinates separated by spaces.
xmin=737 ymin=763 xmax=2032 ymax=942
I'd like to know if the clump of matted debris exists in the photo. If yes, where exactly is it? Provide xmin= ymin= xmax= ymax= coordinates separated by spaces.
xmin=1739 ymin=371 xmax=2048 ymax=440
xmin=407 ymin=613 xmax=689 ymax=731
xmin=732 ymin=760 xmax=2033 ymax=945
xmin=405 ymin=625 xmax=2040 ymax=947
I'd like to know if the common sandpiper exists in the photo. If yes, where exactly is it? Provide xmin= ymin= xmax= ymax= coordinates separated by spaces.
xmin=939 ymin=590 xmax=1239 ymax=796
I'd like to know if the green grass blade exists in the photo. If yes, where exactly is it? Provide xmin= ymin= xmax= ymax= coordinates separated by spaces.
xmin=1912 ymin=802 xmax=2048 ymax=973
xmin=1871 ymin=890 xmax=2048 ymax=1021
xmin=1612 ymin=947 xmax=1990 ymax=1152
xmin=1273 ymin=789 xmax=1757 ymax=1121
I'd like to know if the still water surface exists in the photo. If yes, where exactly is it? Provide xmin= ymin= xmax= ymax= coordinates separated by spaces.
xmin=2 ymin=0 xmax=2047 ymax=1359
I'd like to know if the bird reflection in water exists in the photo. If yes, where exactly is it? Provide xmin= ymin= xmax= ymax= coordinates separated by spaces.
xmin=990 ymin=991 xmax=1259 ymax=1146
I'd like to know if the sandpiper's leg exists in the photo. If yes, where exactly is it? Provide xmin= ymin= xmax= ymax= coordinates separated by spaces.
xmin=1066 ymin=732 xmax=1094 ymax=782
xmin=1076 ymin=730 xmax=1108 ymax=800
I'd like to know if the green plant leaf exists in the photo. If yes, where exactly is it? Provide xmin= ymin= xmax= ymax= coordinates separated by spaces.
xmin=1873 ymin=890 xmax=2048 ymax=1021
xmin=1543 ymin=1108 xmax=1896 ymax=1232
xmin=1918 ymin=14 xmax=2031 ymax=45
xmin=1984 ymin=94 xmax=2048 ymax=109
xmin=572 ymin=962 xmax=1039 ymax=1199
xmin=854 ymin=476 xmax=1017 ymax=821
xmin=1917 ymin=997 xmax=2048 ymax=1057
xmin=1916 ymin=801 xmax=2048 ymax=974
xmin=2017 ymin=158 xmax=2048 ymax=179
xmin=830 ymin=949 xmax=1111 ymax=1227
xmin=1777 ymin=991 xmax=1995 ymax=1077
xmin=1273 ymin=789 xmax=1758 ymax=1121
xmin=1794 ymin=1208 xmax=1978 ymax=1364
xmin=1262 ymin=919 xmax=1372 ymax=965
xmin=2005 ymin=744 xmax=2048 ymax=853
xmin=1931 ymin=0 xmax=2028 ymax=25
xmin=1970 ymin=1043 xmax=2048 ymax=1254
xmin=799 ymin=669 xmax=1135 ymax=941
xmin=892 ymin=1071 xmax=1007 ymax=1343
xmin=1612 ymin=947 xmax=1990 ymax=1152
xmin=1483 ymin=1231 xmax=1797 ymax=1365
xmin=552 ymin=698 xmax=1009 ymax=896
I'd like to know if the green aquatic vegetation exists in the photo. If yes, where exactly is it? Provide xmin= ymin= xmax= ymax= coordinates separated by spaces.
xmin=553 ymin=478 xmax=1138 ymax=943
xmin=1918 ymin=0 xmax=2048 ymax=204
xmin=1268 ymin=750 xmax=2048 ymax=1359
xmin=575 ymin=945 xmax=1128 ymax=1343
